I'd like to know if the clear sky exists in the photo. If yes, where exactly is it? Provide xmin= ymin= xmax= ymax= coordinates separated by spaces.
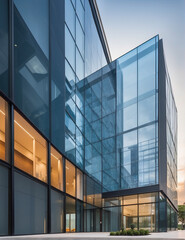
xmin=97 ymin=0 xmax=185 ymax=204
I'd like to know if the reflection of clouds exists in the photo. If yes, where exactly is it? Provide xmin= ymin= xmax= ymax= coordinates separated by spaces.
xmin=178 ymin=167 xmax=185 ymax=183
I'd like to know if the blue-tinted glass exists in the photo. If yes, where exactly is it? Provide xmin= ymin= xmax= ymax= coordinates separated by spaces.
xmin=65 ymin=112 xmax=75 ymax=140
xmin=14 ymin=172 xmax=47 ymax=234
xmin=102 ymin=71 xmax=116 ymax=117
xmin=0 ymin=165 xmax=9 ymax=235
xmin=65 ymin=60 xmax=75 ymax=102
xmin=65 ymin=133 xmax=76 ymax=163
xmin=102 ymin=113 xmax=115 ymax=139
xmin=85 ymin=142 xmax=101 ymax=182
xmin=14 ymin=0 xmax=49 ymax=136
xmin=117 ymin=131 xmax=138 ymax=189
xmin=117 ymin=49 xmax=137 ymax=107
xmin=65 ymin=0 xmax=75 ymax=38
xmin=76 ymin=80 xmax=84 ymax=114
xmin=76 ymin=128 xmax=84 ymax=169
xmin=76 ymin=48 xmax=84 ymax=81
xmin=138 ymin=94 xmax=155 ymax=126
xmin=65 ymin=26 xmax=75 ymax=71
xmin=51 ymin=0 xmax=65 ymax=153
xmin=76 ymin=107 xmax=84 ymax=132
xmin=138 ymin=124 xmax=156 ymax=187
xmin=138 ymin=38 xmax=155 ymax=96
xmin=76 ymin=17 xmax=84 ymax=59
xmin=0 ymin=0 xmax=9 ymax=96
xmin=76 ymin=0 xmax=84 ymax=30
xmin=65 ymin=98 xmax=76 ymax=122
xmin=51 ymin=190 xmax=64 ymax=233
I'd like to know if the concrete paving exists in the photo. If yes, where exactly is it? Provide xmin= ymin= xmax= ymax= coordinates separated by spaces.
xmin=1 ymin=231 xmax=185 ymax=240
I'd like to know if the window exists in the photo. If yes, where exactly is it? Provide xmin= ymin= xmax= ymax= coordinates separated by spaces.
xmin=123 ymin=205 xmax=138 ymax=229
xmin=66 ymin=196 xmax=76 ymax=232
xmin=14 ymin=111 xmax=47 ymax=183
xmin=14 ymin=172 xmax=47 ymax=234
xmin=77 ymin=169 xmax=83 ymax=200
xmin=0 ymin=97 xmax=9 ymax=163
xmin=0 ymin=0 xmax=9 ymax=95
xmin=14 ymin=0 xmax=49 ymax=137
xmin=66 ymin=160 xmax=76 ymax=197
xmin=51 ymin=190 xmax=64 ymax=233
xmin=51 ymin=147 xmax=63 ymax=191
xmin=0 ymin=165 xmax=9 ymax=235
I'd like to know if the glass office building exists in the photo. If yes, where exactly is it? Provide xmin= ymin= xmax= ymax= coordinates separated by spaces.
xmin=0 ymin=0 xmax=177 ymax=235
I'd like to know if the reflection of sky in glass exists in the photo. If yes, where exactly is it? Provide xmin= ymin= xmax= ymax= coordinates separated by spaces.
xmin=97 ymin=0 xmax=185 ymax=204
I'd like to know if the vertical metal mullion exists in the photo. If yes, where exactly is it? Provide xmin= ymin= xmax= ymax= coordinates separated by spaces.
xmin=9 ymin=0 xmax=14 ymax=235
xmin=63 ymin=158 xmax=66 ymax=232
xmin=75 ymin=167 xmax=77 ymax=232
xmin=136 ymin=48 xmax=139 ymax=188
xmin=47 ymin=142 xmax=51 ymax=233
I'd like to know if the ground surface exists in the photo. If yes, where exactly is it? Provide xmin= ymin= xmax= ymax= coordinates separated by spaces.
xmin=1 ymin=231 xmax=185 ymax=240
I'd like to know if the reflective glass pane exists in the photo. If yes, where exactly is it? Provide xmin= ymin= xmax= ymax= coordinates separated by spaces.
xmin=14 ymin=111 xmax=47 ymax=183
xmin=138 ymin=38 xmax=155 ymax=96
xmin=0 ymin=165 xmax=9 ymax=235
xmin=65 ymin=0 xmax=75 ymax=38
xmin=51 ymin=190 xmax=64 ymax=233
xmin=65 ymin=133 xmax=76 ymax=163
xmin=51 ymin=147 xmax=63 ymax=191
xmin=14 ymin=172 xmax=47 ymax=234
xmin=0 ymin=0 xmax=9 ymax=95
xmin=138 ymin=94 xmax=155 ymax=126
xmin=66 ymin=160 xmax=76 ymax=197
xmin=76 ymin=48 xmax=84 ymax=81
xmin=117 ymin=49 xmax=137 ymax=107
xmin=124 ymin=195 xmax=137 ymax=205
xmin=65 ymin=112 xmax=75 ymax=141
xmin=76 ymin=17 xmax=84 ymax=59
xmin=138 ymin=124 xmax=156 ymax=187
xmin=76 ymin=0 xmax=84 ymax=30
xmin=65 ymin=26 xmax=75 ymax=71
xmin=14 ymin=0 xmax=49 ymax=136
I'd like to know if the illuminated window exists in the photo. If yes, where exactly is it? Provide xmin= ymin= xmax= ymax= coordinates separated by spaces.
xmin=14 ymin=111 xmax=47 ymax=182
xmin=51 ymin=146 xmax=63 ymax=191
xmin=66 ymin=160 xmax=76 ymax=197
xmin=0 ymin=97 xmax=9 ymax=163
xmin=77 ymin=169 xmax=83 ymax=200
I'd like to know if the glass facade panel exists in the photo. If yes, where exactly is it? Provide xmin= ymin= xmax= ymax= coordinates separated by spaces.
xmin=0 ymin=0 xmax=9 ymax=96
xmin=14 ymin=172 xmax=47 ymax=234
xmin=124 ymin=195 xmax=137 ymax=205
xmin=14 ymin=0 xmax=49 ymax=137
xmin=65 ymin=26 xmax=75 ymax=71
xmin=138 ymin=38 xmax=155 ymax=96
xmin=77 ymin=169 xmax=83 ymax=200
xmin=0 ymin=165 xmax=9 ymax=236
xmin=77 ymin=200 xmax=83 ymax=232
xmin=138 ymin=124 xmax=156 ymax=187
xmin=102 ymin=206 xmax=121 ymax=232
xmin=66 ymin=160 xmax=76 ymax=197
xmin=51 ymin=147 xmax=63 ymax=191
xmin=66 ymin=196 xmax=76 ymax=232
xmin=14 ymin=111 xmax=47 ymax=183
xmin=65 ymin=0 xmax=75 ymax=38
xmin=139 ymin=203 xmax=156 ymax=231
xmin=51 ymin=190 xmax=64 ymax=233
xmin=138 ymin=94 xmax=155 ymax=126
xmin=123 ymin=205 xmax=138 ymax=229
xmin=0 ymin=97 xmax=9 ymax=163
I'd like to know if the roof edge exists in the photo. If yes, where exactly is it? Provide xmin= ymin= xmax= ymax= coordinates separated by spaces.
xmin=89 ymin=0 xmax=112 ymax=63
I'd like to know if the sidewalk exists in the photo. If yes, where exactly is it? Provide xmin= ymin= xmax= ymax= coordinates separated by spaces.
xmin=1 ymin=231 xmax=184 ymax=240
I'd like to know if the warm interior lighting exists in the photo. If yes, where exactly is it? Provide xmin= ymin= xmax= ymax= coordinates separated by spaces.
xmin=0 ymin=109 xmax=34 ymax=140
xmin=51 ymin=153 xmax=59 ymax=161
xmin=66 ymin=166 xmax=69 ymax=170
xmin=14 ymin=120 xmax=34 ymax=139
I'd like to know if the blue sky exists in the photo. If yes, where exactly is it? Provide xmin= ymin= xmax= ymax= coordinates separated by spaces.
xmin=97 ymin=0 xmax=185 ymax=204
